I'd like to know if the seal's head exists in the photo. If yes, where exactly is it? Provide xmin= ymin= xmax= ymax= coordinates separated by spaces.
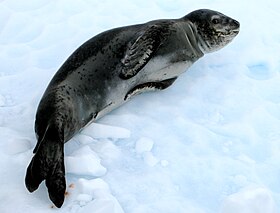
xmin=185 ymin=9 xmax=240 ymax=53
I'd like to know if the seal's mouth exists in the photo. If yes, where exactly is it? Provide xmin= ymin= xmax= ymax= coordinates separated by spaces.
xmin=215 ymin=18 xmax=240 ymax=36
xmin=223 ymin=19 xmax=240 ymax=36
xmin=232 ymin=28 xmax=240 ymax=35
xmin=219 ymin=28 xmax=239 ymax=37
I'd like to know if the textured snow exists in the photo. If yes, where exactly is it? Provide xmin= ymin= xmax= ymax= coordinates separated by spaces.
xmin=135 ymin=137 xmax=154 ymax=154
xmin=221 ymin=187 xmax=278 ymax=213
xmin=81 ymin=123 xmax=131 ymax=139
xmin=1 ymin=0 xmax=280 ymax=213
xmin=65 ymin=146 xmax=107 ymax=177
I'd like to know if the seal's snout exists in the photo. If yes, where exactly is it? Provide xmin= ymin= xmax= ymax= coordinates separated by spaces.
xmin=230 ymin=19 xmax=240 ymax=31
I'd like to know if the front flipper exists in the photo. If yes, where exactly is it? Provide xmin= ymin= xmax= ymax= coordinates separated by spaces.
xmin=119 ymin=22 xmax=172 ymax=79
xmin=124 ymin=77 xmax=177 ymax=100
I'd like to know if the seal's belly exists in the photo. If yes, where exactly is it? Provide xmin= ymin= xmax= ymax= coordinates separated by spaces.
xmin=140 ymin=56 xmax=192 ymax=82
xmin=90 ymin=80 xmax=129 ymax=121
xmin=91 ymin=57 xmax=193 ymax=121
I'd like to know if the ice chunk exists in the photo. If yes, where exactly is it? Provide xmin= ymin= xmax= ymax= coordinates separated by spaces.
xmin=65 ymin=146 xmax=106 ymax=177
xmin=135 ymin=137 xmax=154 ymax=154
xmin=94 ymin=140 xmax=122 ymax=163
xmin=77 ymin=178 xmax=110 ymax=197
xmin=135 ymin=137 xmax=158 ymax=166
xmin=76 ymin=178 xmax=124 ymax=213
xmin=81 ymin=123 xmax=131 ymax=139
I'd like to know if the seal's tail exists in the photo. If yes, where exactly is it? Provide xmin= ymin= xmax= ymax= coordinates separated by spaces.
xmin=25 ymin=125 xmax=66 ymax=208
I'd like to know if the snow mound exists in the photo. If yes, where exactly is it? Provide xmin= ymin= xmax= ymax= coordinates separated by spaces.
xmin=76 ymin=178 xmax=124 ymax=213
xmin=221 ymin=187 xmax=277 ymax=213
xmin=135 ymin=137 xmax=154 ymax=154
xmin=135 ymin=137 xmax=159 ymax=166
xmin=65 ymin=146 xmax=106 ymax=177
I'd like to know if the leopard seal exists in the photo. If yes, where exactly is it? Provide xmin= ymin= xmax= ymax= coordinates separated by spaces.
xmin=25 ymin=9 xmax=240 ymax=207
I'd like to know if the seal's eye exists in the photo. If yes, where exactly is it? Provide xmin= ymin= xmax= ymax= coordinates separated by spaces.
xmin=212 ymin=18 xmax=220 ymax=24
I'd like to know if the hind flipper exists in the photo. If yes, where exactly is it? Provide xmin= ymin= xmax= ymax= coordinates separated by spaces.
xmin=25 ymin=126 xmax=66 ymax=208
xmin=25 ymin=153 xmax=47 ymax=192
xmin=46 ymin=154 xmax=66 ymax=208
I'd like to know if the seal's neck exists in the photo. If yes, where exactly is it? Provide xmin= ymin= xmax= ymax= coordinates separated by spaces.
xmin=176 ymin=21 xmax=204 ymax=57
xmin=197 ymin=36 xmax=211 ymax=54
xmin=186 ymin=21 xmax=210 ymax=55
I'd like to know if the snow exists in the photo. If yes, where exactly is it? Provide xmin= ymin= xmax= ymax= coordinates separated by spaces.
xmin=65 ymin=146 xmax=107 ymax=177
xmin=135 ymin=137 xmax=154 ymax=154
xmin=221 ymin=187 xmax=278 ymax=213
xmin=75 ymin=178 xmax=124 ymax=213
xmin=135 ymin=138 xmax=159 ymax=166
xmin=81 ymin=123 xmax=131 ymax=139
xmin=1 ymin=0 xmax=280 ymax=213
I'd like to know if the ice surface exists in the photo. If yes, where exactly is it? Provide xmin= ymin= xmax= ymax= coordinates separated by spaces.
xmin=221 ymin=187 xmax=278 ymax=213
xmin=1 ymin=0 xmax=280 ymax=212
xmin=0 ymin=95 xmax=5 ymax=106
xmin=81 ymin=123 xmax=131 ymax=139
